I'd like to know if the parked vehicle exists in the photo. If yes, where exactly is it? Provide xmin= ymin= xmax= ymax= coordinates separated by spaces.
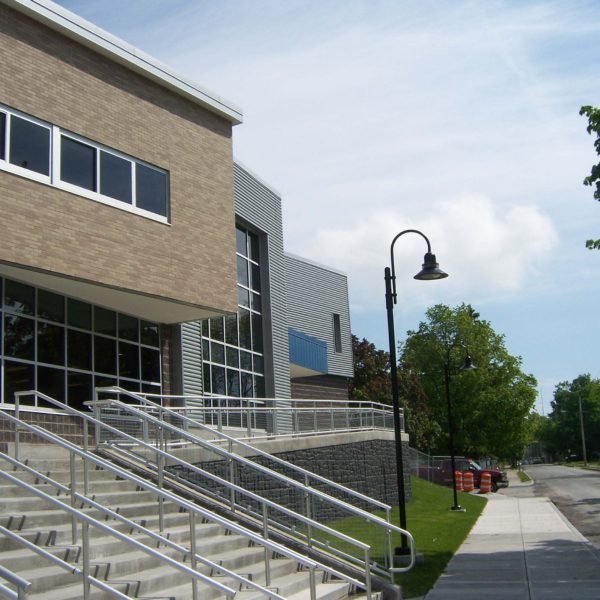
xmin=418 ymin=457 xmax=509 ymax=492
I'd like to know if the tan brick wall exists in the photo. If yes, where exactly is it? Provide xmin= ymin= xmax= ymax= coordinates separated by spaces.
xmin=0 ymin=4 xmax=238 ymax=317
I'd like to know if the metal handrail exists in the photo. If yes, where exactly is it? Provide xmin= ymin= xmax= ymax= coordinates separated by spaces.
xmin=90 ymin=389 xmax=415 ymax=577
xmin=7 ymin=394 xmax=371 ymax=596
xmin=0 ymin=565 xmax=31 ymax=600
xmin=0 ymin=450 xmax=311 ymax=600
xmin=153 ymin=394 xmax=396 ymax=411
xmin=0 ymin=464 xmax=239 ymax=600
xmin=148 ymin=394 xmax=397 ymax=438
xmin=100 ymin=388 xmax=393 ymax=513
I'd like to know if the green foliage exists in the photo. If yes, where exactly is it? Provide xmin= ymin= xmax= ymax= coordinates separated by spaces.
xmin=580 ymin=105 xmax=600 ymax=248
xmin=539 ymin=374 xmax=600 ymax=459
xmin=349 ymin=334 xmax=392 ymax=404
xmin=399 ymin=303 xmax=537 ymax=460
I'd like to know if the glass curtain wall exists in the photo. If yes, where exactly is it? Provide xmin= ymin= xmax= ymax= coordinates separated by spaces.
xmin=0 ymin=277 xmax=161 ymax=409
xmin=201 ymin=225 xmax=265 ymax=399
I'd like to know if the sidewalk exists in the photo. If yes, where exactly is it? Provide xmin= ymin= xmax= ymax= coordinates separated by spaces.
xmin=423 ymin=472 xmax=600 ymax=599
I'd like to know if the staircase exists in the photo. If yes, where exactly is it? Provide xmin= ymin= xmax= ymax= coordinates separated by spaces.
xmin=0 ymin=447 xmax=356 ymax=599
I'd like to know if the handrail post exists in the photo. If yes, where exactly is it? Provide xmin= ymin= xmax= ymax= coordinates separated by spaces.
xmin=189 ymin=511 xmax=198 ymax=600
xmin=83 ymin=419 xmax=89 ymax=496
xmin=82 ymin=520 xmax=91 ymax=600
xmin=364 ymin=549 xmax=372 ymax=599
xmin=305 ymin=473 xmax=312 ymax=547
xmin=14 ymin=392 xmax=20 ymax=462
xmin=262 ymin=504 xmax=271 ymax=587
xmin=246 ymin=400 xmax=252 ymax=438
xmin=92 ymin=396 xmax=101 ymax=451
xmin=157 ymin=427 xmax=165 ymax=533
xmin=69 ymin=452 xmax=78 ymax=544
xmin=309 ymin=567 xmax=317 ymax=600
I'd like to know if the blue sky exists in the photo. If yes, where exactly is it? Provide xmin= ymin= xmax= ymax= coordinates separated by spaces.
xmin=55 ymin=0 xmax=600 ymax=413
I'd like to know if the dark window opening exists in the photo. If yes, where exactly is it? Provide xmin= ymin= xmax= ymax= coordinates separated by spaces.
xmin=61 ymin=136 xmax=96 ymax=191
xmin=9 ymin=115 xmax=50 ymax=175
xmin=333 ymin=313 xmax=342 ymax=353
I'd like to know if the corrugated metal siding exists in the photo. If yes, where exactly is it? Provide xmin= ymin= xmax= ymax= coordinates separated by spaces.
xmin=180 ymin=321 xmax=203 ymax=395
xmin=288 ymin=328 xmax=327 ymax=373
xmin=233 ymin=162 xmax=292 ymax=403
xmin=284 ymin=254 xmax=354 ymax=378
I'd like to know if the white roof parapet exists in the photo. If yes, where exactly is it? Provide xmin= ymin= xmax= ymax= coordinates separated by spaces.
xmin=285 ymin=252 xmax=348 ymax=278
xmin=3 ymin=0 xmax=243 ymax=125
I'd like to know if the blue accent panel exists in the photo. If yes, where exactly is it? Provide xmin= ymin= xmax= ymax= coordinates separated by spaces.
xmin=288 ymin=328 xmax=327 ymax=373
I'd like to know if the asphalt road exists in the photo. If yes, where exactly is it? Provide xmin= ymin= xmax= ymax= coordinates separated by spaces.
xmin=503 ymin=464 xmax=600 ymax=550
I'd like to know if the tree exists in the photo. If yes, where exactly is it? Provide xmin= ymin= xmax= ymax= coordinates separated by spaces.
xmin=580 ymin=105 xmax=600 ymax=249
xmin=349 ymin=334 xmax=440 ymax=450
xmin=399 ymin=303 xmax=537 ymax=460
xmin=349 ymin=334 xmax=392 ymax=404
xmin=540 ymin=374 xmax=600 ymax=460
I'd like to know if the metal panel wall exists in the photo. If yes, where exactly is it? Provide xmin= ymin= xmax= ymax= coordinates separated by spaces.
xmin=284 ymin=254 xmax=354 ymax=378
xmin=180 ymin=162 xmax=291 ymax=414
xmin=180 ymin=321 xmax=203 ymax=396
xmin=234 ymin=162 xmax=291 ymax=401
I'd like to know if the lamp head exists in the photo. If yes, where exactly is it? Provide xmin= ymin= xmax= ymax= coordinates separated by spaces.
xmin=461 ymin=354 xmax=477 ymax=371
xmin=414 ymin=252 xmax=448 ymax=280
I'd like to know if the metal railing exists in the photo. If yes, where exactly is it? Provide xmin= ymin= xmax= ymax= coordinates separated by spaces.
xmin=0 ymin=565 xmax=31 ymax=600
xmin=137 ymin=393 xmax=397 ymax=439
xmin=0 ymin=452 xmax=240 ymax=600
xmin=7 ymin=391 xmax=384 ymax=597
xmin=2 ymin=400 xmax=361 ymax=600
xmin=89 ymin=388 xmax=414 ymax=582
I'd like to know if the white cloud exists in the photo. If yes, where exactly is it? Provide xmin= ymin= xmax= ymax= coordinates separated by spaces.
xmin=303 ymin=195 xmax=558 ymax=313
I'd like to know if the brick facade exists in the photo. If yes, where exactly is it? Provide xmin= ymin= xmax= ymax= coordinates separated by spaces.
xmin=0 ymin=3 xmax=237 ymax=317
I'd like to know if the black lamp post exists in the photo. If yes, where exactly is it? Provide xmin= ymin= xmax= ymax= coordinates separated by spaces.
xmin=444 ymin=352 xmax=476 ymax=512
xmin=385 ymin=229 xmax=448 ymax=552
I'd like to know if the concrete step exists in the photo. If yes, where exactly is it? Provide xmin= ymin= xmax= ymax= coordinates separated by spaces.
xmin=0 ymin=497 xmax=185 ymax=530
xmin=0 ymin=487 xmax=160 ymax=512
xmin=0 ymin=446 xmax=369 ymax=600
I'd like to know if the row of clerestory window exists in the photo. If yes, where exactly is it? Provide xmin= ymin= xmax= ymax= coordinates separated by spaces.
xmin=0 ymin=104 xmax=169 ymax=221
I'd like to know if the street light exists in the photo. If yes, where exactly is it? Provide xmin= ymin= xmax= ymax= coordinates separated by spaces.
xmin=385 ymin=229 xmax=448 ymax=553
xmin=444 ymin=351 xmax=476 ymax=512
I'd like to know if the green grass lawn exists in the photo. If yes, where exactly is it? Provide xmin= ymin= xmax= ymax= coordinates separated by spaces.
xmin=328 ymin=476 xmax=486 ymax=598
xmin=517 ymin=469 xmax=532 ymax=482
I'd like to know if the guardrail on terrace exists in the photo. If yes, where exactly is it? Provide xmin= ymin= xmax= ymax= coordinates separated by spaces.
xmin=125 ymin=394 xmax=398 ymax=439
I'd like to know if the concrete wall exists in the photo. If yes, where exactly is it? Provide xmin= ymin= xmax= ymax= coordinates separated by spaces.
xmin=0 ymin=3 xmax=237 ymax=319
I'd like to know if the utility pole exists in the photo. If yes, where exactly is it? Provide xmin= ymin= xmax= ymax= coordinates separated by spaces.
xmin=578 ymin=393 xmax=588 ymax=466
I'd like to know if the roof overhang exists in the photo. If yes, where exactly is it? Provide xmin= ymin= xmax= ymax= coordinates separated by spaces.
xmin=2 ymin=0 xmax=243 ymax=125
xmin=0 ymin=262 xmax=229 ymax=324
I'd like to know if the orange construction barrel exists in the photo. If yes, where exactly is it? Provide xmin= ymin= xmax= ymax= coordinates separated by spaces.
xmin=454 ymin=470 xmax=463 ymax=492
xmin=463 ymin=471 xmax=474 ymax=492
xmin=480 ymin=472 xmax=492 ymax=494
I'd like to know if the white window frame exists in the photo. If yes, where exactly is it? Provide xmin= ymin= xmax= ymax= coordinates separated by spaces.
xmin=0 ymin=103 xmax=169 ymax=224
xmin=0 ymin=107 xmax=52 ymax=185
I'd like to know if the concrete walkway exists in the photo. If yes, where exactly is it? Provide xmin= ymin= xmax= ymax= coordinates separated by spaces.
xmin=423 ymin=473 xmax=600 ymax=599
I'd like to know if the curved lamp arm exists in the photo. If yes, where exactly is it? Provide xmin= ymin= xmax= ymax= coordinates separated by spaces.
xmin=389 ymin=229 xmax=446 ymax=303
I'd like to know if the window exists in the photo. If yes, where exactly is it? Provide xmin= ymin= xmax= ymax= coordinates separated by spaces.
xmin=0 ymin=104 xmax=169 ymax=222
xmin=100 ymin=151 xmax=132 ymax=203
xmin=0 ymin=112 xmax=6 ymax=161
xmin=9 ymin=114 xmax=50 ymax=176
xmin=136 ymin=163 xmax=168 ymax=217
xmin=0 ymin=276 xmax=162 ymax=404
xmin=333 ymin=313 xmax=342 ymax=353
xmin=61 ymin=136 xmax=96 ymax=191
xmin=200 ymin=225 xmax=265 ymax=399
